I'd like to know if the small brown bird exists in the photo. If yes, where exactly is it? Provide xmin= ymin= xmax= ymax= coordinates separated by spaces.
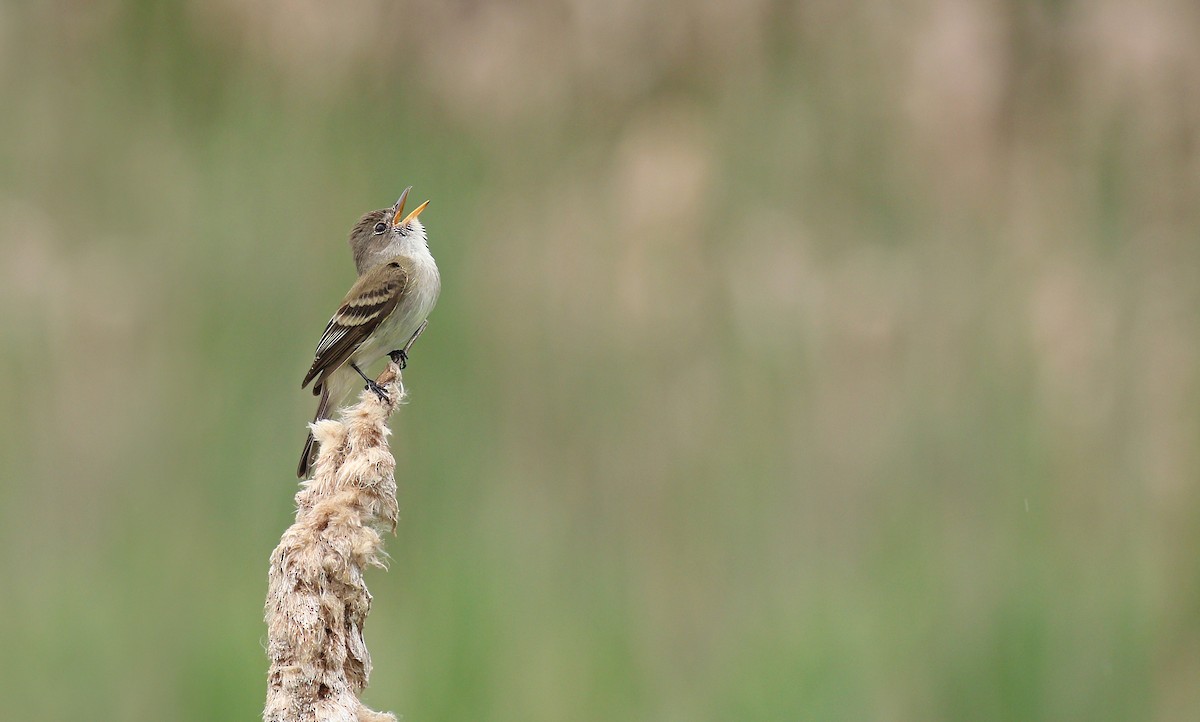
xmin=297 ymin=187 xmax=440 ymax=477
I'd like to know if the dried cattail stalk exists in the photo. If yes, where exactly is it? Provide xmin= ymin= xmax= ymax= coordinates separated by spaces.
xmin=265 ymin=360 xmax=405 ymax=722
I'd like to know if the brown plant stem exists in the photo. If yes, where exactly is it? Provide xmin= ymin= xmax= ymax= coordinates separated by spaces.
xmin=264 ymin=360 xmax=405 ymax=722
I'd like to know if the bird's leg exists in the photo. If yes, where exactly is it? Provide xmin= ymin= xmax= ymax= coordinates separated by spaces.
xmin=389 ymin=319 xmax=429 ymax=370
xmin=406 ymin=319 xmax=429 ymax=352
xmin=351 ymin=362 xmax=390 ymax=403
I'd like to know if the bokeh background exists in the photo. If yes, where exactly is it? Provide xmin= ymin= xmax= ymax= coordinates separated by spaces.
xmin=2 ymin=1 xmax=1199 ymax=719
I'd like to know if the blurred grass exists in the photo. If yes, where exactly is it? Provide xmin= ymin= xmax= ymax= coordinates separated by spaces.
xmin=2 ymin=0 xmax=1200 ymax=720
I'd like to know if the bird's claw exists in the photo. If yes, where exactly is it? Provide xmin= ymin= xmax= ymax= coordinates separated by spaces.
xmin=365 ymin=379 xmax=390 ymax=404
xmin=389 ymin=349 xmax=408 ymax=370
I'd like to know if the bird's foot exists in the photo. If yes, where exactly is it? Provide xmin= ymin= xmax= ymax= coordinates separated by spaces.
xmin=364 ymin=379 xmax=390 ymax=404
xmin=389 ymin=349 xmax=408 ymax=370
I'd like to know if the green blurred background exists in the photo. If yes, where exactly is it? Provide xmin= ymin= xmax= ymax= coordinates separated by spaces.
xmin=2 ymin=1 xmax=1199 ymax=719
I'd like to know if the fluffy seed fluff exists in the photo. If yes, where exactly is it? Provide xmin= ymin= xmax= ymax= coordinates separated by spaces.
xmin=264 ymin=360 xmax=405 ymax=722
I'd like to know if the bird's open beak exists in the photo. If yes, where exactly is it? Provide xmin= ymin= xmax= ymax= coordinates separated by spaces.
xmin=391 ymin=187 xmax=429 ymax=227
xmin=399 ymin=200 xmax=429 ymax=226
xmin=391 ymin=186 xmax=412 ymax=225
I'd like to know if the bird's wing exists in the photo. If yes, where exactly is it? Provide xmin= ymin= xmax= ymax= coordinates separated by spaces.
xmin=301 ymin=259 xmax=411 ymax=389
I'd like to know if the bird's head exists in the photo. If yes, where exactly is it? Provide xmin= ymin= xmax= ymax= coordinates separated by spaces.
xmin=348 ymin=186 xmax=430 ymax=274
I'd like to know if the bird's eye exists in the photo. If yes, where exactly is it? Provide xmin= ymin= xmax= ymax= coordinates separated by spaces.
xmin=373 ymin=222 xmax=387 ymax=234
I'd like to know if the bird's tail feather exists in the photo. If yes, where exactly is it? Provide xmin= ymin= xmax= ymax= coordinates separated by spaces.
xmin=297 ymin=384 xmax=333 ymax=478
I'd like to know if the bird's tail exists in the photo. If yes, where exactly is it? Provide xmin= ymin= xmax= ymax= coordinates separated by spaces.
xmin=297 ymin=384 xmax=332 ymax=478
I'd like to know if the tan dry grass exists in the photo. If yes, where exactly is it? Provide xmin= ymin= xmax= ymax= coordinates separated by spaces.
xmin=264 ymin=361 xmax=404 ymax=722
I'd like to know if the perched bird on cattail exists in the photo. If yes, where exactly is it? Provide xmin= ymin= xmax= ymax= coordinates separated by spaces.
xmin=297 ymin=187 xmax=440 ymax=477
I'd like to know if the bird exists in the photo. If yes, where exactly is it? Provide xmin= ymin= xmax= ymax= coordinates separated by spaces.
xmin=297 ymin=186 xmax=440 ymax=478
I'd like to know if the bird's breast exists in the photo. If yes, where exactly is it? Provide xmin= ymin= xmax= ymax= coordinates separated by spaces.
xmin=353 ymin=254 xmax=439 ymax=362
